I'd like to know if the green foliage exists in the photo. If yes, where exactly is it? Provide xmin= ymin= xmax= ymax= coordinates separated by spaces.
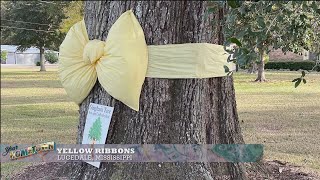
xmin=292 ymin=70 xmax=307 ymax=88
xmin=223 ymin=1 xmax=319 ymax=65
xmin=60 ymin=1 xmax=84 ymax=33
xmin=44 ymin=51 xmax=58 ymax=64
xmin=1 ymin=51 xmax=8 ymax=63
xmin=265 ymin=61 xmax=320 ymax=72
xmin=209 ymin=1 xmax=320 ymax=84
xmin=88 ymin=117 xmax=102 ymax=142
xmin=36 ymin=62 xmax=40 ymax=66
xmin=229 ymin=37 xmax=242 ymax=47
xmin=227 ymin=0 xmax=241 ymax=9
xmin=1 ymin=1 xmax=69 ymax=51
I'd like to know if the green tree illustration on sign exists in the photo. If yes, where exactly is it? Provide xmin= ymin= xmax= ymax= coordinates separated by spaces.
xmin=88 ymin=117 xmax=102 ymax=144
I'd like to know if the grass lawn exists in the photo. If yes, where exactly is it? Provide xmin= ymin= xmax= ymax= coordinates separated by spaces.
xmin=234 ymin=70 xmax=320 ymax=175
xmin=1 ymin=66 xmax=79 ymax=179
xmin=1 ymin=66 xmax=319 ymax=178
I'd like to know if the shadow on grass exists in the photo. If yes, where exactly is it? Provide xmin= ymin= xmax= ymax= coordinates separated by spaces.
xmin=1 ymin=80 xmax=62 ymax=88
xmin=1 ymin=95 xmax=71 ymax=105
xmin=1 ymin=102 xmax=78 ymax=120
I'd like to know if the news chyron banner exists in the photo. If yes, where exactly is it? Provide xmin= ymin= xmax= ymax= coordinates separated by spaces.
xmin=1 ymin=143 xmax=263 ymax=167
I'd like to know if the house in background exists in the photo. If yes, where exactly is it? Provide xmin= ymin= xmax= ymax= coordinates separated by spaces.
xmin=1 ymin=45 xmax=59 ymax=65
xmin=302 ymin=50 xmax=319 ymax=61
xmin=269 ymin=48 xmax=318 ymax=62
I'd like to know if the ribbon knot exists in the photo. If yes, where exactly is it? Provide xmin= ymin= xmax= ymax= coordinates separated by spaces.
xmin=59 ymin=10 xmax=148 ymax=111
xmin=83 ymin=40 xmax=105 ymax=65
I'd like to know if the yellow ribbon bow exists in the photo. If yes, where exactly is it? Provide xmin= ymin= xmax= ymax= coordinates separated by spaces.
xmin=59 ymin=10 xmax=234 ymax=111
xmin=59 ymin=10 xmax=148 ymax=111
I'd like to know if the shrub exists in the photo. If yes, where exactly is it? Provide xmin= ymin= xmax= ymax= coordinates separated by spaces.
xmin=36 ymin=61 xmax=41 ymax=66
xmin=44 ymin=50 xmax=58 ymax=64
xmin=265 ymin=61 xmax=320 ymax=72
xmin=1 ymin=50 xmax=8 ymax=64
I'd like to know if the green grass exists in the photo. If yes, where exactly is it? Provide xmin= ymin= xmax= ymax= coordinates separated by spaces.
xmin=1 ymin=67 xmax=79 ymax=179
xmin=1 ymin=67 xmax=319 ymax=177
xmin=234 ymin=70 xmax=320 ymax=174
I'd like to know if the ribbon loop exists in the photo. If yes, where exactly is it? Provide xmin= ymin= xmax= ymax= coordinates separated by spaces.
xmin=83 ymin=40 xmax=105 ymax=65
xmin=59 ymin=10 xmax=148 ymax=111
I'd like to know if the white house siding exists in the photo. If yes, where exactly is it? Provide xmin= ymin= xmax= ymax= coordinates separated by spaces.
xmin=6 ymin=53 xmax=16 ymax=64
xmin=1 ymin=45 xmax=58 ymax=65
xmin=16 ymin=53 xmax=40 ymax=65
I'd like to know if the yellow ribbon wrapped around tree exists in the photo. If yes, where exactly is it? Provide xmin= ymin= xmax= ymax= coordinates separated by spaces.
xmin=59 ymin=10 xmax=234 ymax=111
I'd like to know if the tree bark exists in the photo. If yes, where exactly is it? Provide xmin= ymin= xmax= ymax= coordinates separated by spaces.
xmin=56 ymin=1 xmax=246 ymax=179
xmin=247 ymin=62 xmax=257 ymax=74
xmin=255 ymin=50 xmax=266 ymax=82
xmin=39 ymin=47 xmax=46 ymax=72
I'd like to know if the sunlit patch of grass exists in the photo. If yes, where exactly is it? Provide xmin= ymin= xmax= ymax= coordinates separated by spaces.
xmin=234 ymin=70 xmax=320 ymax=174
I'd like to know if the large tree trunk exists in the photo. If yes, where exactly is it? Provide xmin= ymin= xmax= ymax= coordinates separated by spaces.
xmin=39 ymin=47 xmax=46 ymax=72
xmin=57 ymin=1 xmax=246 ymax=179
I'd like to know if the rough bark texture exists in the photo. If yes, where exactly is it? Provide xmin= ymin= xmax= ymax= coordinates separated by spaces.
xmin=39 ymin=47 xmax=46 ymax=72
xmin=56 ymin=1 xmax=246 ymax=179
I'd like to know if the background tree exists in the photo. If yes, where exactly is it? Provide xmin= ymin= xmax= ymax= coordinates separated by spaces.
xmin=60 ymin=1 xmax=84 ymax=33
xmin=1 ymin=1 xmax=68 ymax=71
xmin=53 ymin=1 xmax=247 ymax=179
xmin=304 ymin=9 xmax=320 ymax=70
xmin=211 ymin=1 xmax=320 ymax=82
